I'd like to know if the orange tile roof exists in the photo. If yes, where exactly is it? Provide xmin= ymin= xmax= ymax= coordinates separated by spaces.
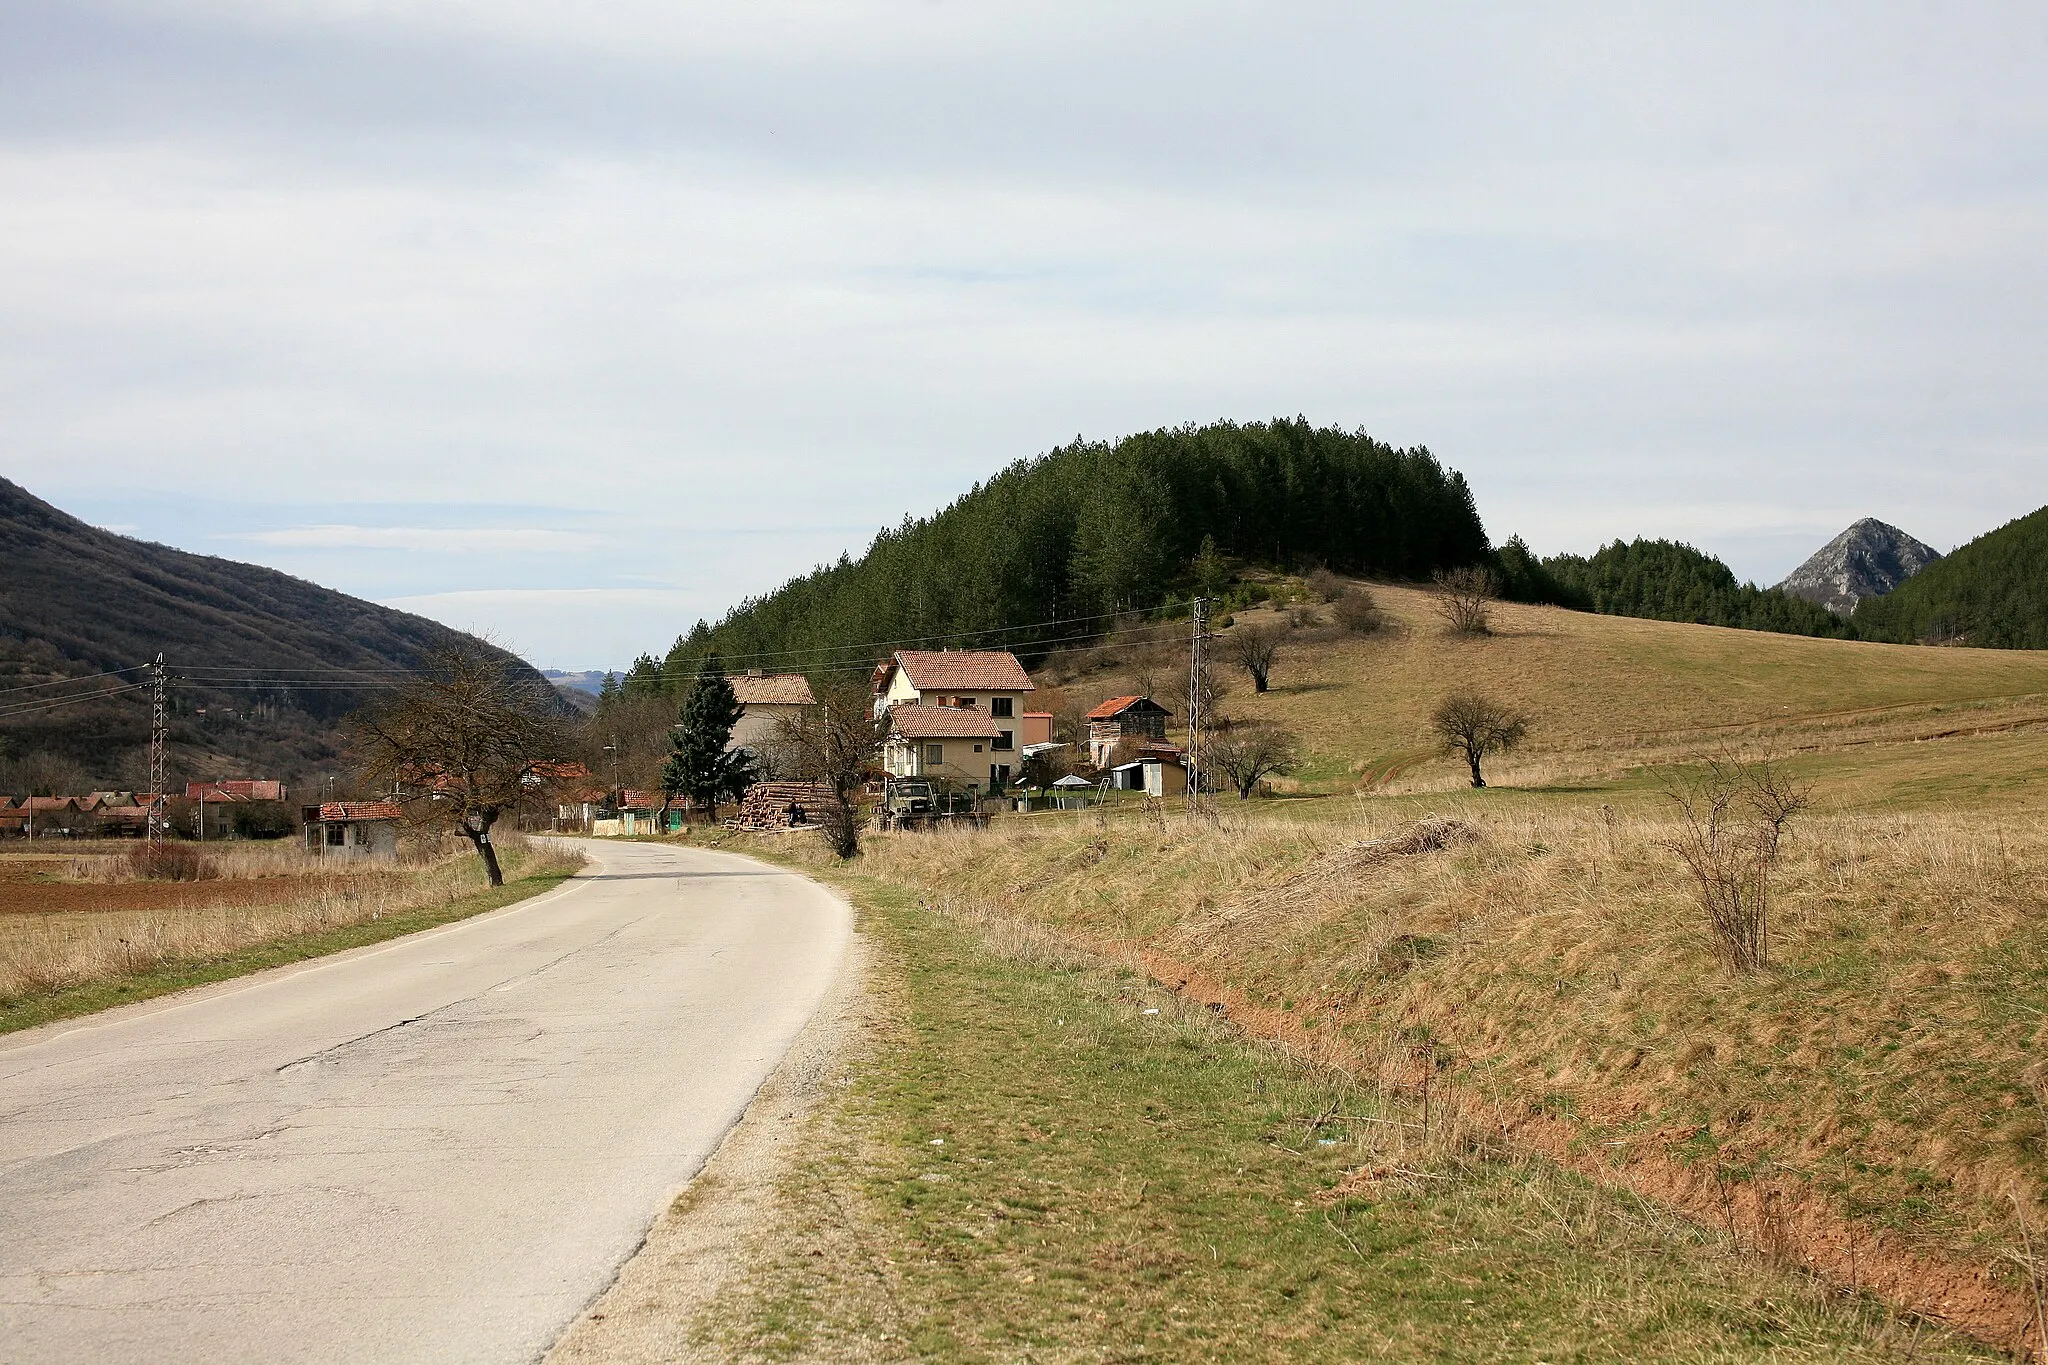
xmin=886 ymin=650 xmax=1034 ymax=694
xmin=732 ymin=673 xmax=816 ymax=707
xmin=314 ymin=801 xmax=403 ymax=822
xmin=887 ymin=704 xmax=1004 ymax=740
xmin=1087 ymin=695 xmax=1169 ymax=720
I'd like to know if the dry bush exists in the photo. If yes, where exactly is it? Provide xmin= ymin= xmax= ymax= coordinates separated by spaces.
xmin=1661 ymin=755 xmax=1811 ymax=971
xmin=1332 ymin=587 xmax=1385 ymax=634
xmin=123 ymin=842 xmax=218 ymax=882
xmin=1432 ymin=566 xmax=1498 ymax=636
xmin=1305 ymin=567 xmax=1346 ymax=603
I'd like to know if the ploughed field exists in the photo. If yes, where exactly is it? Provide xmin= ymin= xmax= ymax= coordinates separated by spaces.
xmin=0 ymin=838 xmax=578 ymax=1027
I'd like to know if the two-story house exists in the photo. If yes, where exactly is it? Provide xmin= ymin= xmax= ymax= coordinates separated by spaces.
xmin=1086 ymin=695 xmax=1173 ymax=767
xmin=729 ymin=670 xmax=817 ymax=775
xmin=873 ymin=649 xmax=1035 ymax=791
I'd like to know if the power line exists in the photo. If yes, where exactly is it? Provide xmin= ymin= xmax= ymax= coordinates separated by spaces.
xmin=0 ymin=681 xmax=152 ymax=721
xmin=0 ymin=665 xmax=147 ymax=696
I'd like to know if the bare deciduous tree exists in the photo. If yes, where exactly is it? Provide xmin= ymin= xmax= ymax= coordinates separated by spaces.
xmin=1206 ymin=720 xmax=1303 ymax=799
xmin=352 ymin=647 xmax=569 ymax=886
xmin=1225 ymin=620 xmax=1288 ymax=693
xmin=1429 ymin=693 xmax=1529 ymax=788
xmin=1661 ymin=755 xmax=1810 ymax=971
xmin=1432 ymin=566 xmax=1499 ymax=636
xmin=773 ymin=678 xmax=887 ymax=859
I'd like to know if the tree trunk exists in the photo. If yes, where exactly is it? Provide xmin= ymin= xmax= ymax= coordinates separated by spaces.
xmin=1252 ymin=670 xmax=1269 ymax=693
xmin=463 ymin=809 xmax=504 ymax=886
xmin=1466 ymin=750 xmax=1486 ymax=788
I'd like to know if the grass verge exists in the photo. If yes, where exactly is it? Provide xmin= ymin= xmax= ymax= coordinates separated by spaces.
xmin=0 ymin=865 xmax=579 ymax=1036
xmin=692 ymin=856 xmax=1991 ymax=1362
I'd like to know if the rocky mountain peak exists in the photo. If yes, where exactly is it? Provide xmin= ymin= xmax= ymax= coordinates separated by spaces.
xmin=1777 ymin=517 xmax=1941 ymax=616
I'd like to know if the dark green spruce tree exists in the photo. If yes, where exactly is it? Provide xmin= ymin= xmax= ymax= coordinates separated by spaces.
xmin=661 ymin=655 xmax=757 ymax=825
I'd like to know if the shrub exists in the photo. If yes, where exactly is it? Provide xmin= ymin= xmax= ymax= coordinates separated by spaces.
xmin=124 ymin=842 xmax=219 ymax=882
xmin=1332 ymin=587 xmax=1385 ymax=634
xmin=1305 ymin=567 xmax=1346 ymax=603
xmin=1662 ymin=755 xmax=1811 ymax=971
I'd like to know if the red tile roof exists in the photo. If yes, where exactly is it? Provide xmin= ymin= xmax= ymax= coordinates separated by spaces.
xmin=186 ymin=780 xmax=284 ymax=802
xmin=1087 ymin=695 xmax=1170 ymax=721
xmin=887 ymin=704 xmax=1004 ymax=740
xmin=885 ymin=650 xmax=1034 ymax=694
xmin=732 ymin=673 xmax=816 ymax=707
xmin=314 ymin=801 xmax=403 ymax=822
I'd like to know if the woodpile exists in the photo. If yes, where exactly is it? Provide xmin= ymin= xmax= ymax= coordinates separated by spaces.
xmin=729 ymin=781 xmax=836 ymax=833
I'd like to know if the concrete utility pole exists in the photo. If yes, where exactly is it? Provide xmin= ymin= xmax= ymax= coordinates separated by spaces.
xmin=1186 ymin=598 xmax=1208 ymax=814
xmin=147 ymin=654 xmax=167 ymax=849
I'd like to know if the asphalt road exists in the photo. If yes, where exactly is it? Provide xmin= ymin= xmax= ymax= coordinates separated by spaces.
xmin=0 ymin=839 xmax=850 ymax=1364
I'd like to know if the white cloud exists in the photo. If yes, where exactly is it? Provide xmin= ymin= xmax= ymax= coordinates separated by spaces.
xmin=236 ymin=525 xmax=598 ymax=553
xmin=4 ymin=1 xmax=2048 ymax=659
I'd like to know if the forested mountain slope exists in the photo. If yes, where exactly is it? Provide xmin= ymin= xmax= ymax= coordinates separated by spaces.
xmin=1853 ymin=505 xmax=2048 ymax=648
xmin=634 ymin=419 xmax=1491 ymax=688
xmin=0 ymin=475 xmax=552 ymax=783
xmin=1538 ymin=538 xmax=1852 ymax=638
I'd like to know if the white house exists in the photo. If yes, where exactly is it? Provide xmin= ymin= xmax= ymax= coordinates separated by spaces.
xmin=872 ymin=649 xmax=1035 ymax=791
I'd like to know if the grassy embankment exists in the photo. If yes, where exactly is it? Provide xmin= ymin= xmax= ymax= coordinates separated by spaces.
xmin=707 ymin=583 xmax=2048 ymax=1357
xmin=0 ymin=835 xmax=581 ymax=1034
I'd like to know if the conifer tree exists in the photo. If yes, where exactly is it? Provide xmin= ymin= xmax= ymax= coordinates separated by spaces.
xmin=660 ymin=655 xmax=756 ymax=824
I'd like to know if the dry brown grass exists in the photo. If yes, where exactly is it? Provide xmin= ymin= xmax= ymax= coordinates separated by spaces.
xmin=1041 ymin=581 xmax=2048 ymax=797
xmin=788 ymin=799 xmax=2048 ymax=1276
xmin=0 ymin=836 xmax=574 ymax=1001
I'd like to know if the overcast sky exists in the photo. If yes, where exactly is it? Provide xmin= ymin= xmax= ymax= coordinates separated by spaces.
xmin=3 ymin=2 xmax=2045 ymax=670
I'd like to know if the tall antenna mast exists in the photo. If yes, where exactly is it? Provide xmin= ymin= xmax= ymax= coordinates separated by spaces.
xmin=1186 ymin=598 xmax=1207 ymax=814
xmin=147 ymin=654 xmax=167 ymax=848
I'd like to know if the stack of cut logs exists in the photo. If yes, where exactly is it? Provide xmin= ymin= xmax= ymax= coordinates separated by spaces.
xmin=729 ymin=781 xmax=837 ymax=832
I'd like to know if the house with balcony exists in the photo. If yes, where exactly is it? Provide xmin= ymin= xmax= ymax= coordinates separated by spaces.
xmin=873 ymin=649 xmax=1035 ymax=791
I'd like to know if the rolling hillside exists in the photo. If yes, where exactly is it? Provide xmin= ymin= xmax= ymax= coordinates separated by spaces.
xmin=781 ymin=577 xmax=2048 ymax=1354
xmin=0 ymin=476 xmax=553 ymax=786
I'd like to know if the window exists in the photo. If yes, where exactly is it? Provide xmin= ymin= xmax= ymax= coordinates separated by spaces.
xmin=325 ymin=824 xmax=345 ymax=846
xmin=992 ymin=730 xmax=1013 ymax=751
xmin=973 ymin=743 xmax=983 ymax=753
xmin=924 ymin=743 xmax=944 ymax=766
xmin=990 ymin=696 xmax=1013 ymax=718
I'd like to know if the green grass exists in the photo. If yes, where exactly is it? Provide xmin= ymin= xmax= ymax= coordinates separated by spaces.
xmin=0 ymin=868 xmax=578 ymax=1036
xmin=700 ymin=865 xmax=1991 ymax=1362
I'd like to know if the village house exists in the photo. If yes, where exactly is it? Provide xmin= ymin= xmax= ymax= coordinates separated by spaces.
xmin=185 ymin=779 xmax=287 ymax=803
xmin=729 ymin=671 xmax=816 ymax=773
xmin=1087 ymin=695 xmax=1173 ymax=768
xmin=873 ymin=649 xmax=1035 ymax=792
xmin=301 ymin=801 xmax=402 ymax=860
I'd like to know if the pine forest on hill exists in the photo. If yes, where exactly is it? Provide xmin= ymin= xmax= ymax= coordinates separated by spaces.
xmin=616 ymin=419 xmax=1492 ymax=694
xmin=1534 ymin=537 xmax=1853 ymax=638
xmin=1854 ymin=504 xmax=2048 ymax=648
